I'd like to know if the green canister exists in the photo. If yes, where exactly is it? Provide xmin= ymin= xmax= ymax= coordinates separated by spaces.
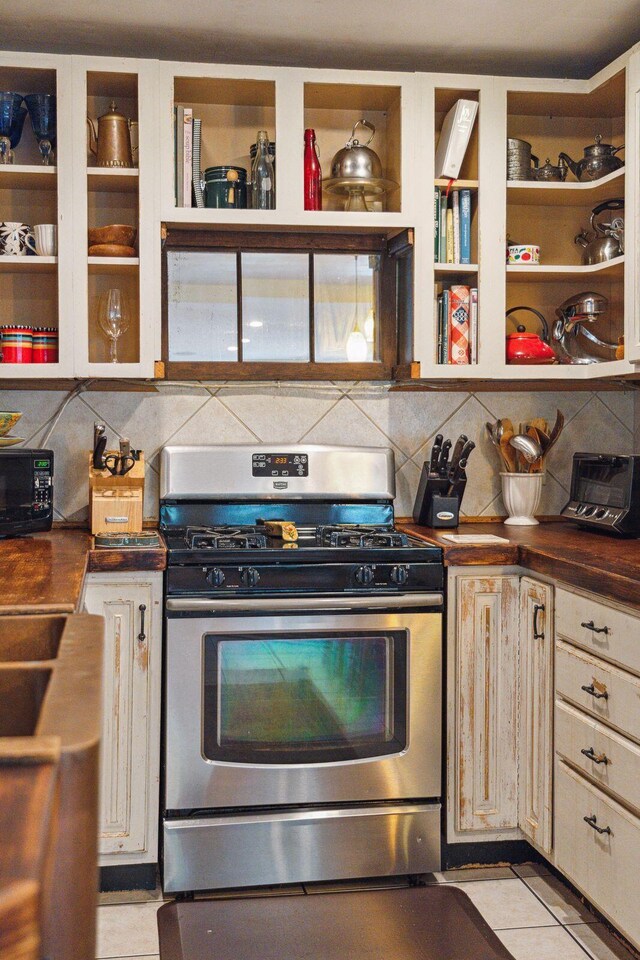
xmin=204 ymin=166 xmax=248 ymax=209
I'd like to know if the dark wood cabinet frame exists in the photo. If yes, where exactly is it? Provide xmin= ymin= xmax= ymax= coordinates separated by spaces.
xmin=161 ymin=228 xmax=413 ymax=380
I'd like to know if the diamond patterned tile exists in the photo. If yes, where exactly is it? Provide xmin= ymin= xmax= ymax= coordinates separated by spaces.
xmin=83 ymin=387 xmax=211 ymax=462
xmin=552 ymin=396 xmax=633 ymax=477
xmin=394 ymin=458 xmax=422 ymax=518
xmin=352 ymin=390 xmax=467 ymax=459
xmin=220 ymin=385 xmax=341 ymax=443
xmin=598 ymin=392 xmax=634 ymax=431
xmin=301 ymin=396 xmax=406 ymax=465
xmin=0 ymin=389 xmax=71 ymax=446
xmin=164 ymin=396 xmax=258 ymax=445
xmin=479 ymin=391 xmax=592 ymax=429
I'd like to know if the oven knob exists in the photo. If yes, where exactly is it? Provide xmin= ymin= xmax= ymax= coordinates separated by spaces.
xmin=390 ymin=565 xmax=409 ymax=585
xmin=595 ymin=508 xmax=606 ymax=519
xmin=355 ymin=565 xmax=374 ymax=585
xmin=206 ymin=567 xmax=226 ymax=587
xmin=242 ymin=567 xmax=261 ymax=587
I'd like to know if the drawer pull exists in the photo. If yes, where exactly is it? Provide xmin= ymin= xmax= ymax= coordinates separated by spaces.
xmin=533 ymin=603 xmax=545 ymax=641
xmin=138 ymin=603 xmax=146 ymax=643
xmin=581 ymin=746 xmax=610 ymax=765
xmin=581 ymin=620 xmax=610 ymax=635
xmin=583 ymin=814 xmax=612 ymax=835
xmin=581 ymin=682 xmax=609 ymax=700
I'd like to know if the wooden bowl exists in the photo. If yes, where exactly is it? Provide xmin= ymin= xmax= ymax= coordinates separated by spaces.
xmin=88 ymin=244 xmax=137 ymax=258
xmin=0 ymin=411 xmax=22 ymax=437
xmin=87 ymin=224 xmax=136 ymax=247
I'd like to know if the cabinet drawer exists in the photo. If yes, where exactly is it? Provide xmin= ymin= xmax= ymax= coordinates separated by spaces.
xmin=556 ymin=640 xmax=640 ymax=743
xmin=555 ymin=759 xmax=640 ymax=950
xmin=556 ymin=586 xmax=640 ymax=676
xmin=555 ymin=700 xmax=640 ymax=814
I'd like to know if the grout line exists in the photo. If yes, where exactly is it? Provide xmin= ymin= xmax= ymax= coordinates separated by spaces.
xmin=518 ymin=874 xmax=593 ymax=930
xmin=297 ymin=394 xmax=347 ymax=442
xmin=410 ymin=394 xmax=471 ymax=461
xmin=563 ymin=924 xmax=614 ymax=960
xmin=213 ymin=395 xmax=263 ymax=442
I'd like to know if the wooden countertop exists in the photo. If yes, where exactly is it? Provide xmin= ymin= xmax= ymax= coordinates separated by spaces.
xmin=0 ymin=529 xmax=167 ymax=615
xmin=399 ymin=519 xmax=640 ymax=609
xmin=0 ymin=530 xmax=91 ymax=615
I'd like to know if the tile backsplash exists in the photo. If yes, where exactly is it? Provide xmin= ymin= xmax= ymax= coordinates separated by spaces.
xmin=1 ymin=384 xmax=636 ymax=521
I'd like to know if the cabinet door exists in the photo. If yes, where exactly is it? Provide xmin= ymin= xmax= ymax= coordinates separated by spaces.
xmin=453 ymin=574 xmax=519 ymax=832
xmin=519 ymin=576 xmax=553 ymax=853
xmin=625 ymin=50 xmax=640 ymax=362
xmin=83 ymin=573 xmax=162 ymax=863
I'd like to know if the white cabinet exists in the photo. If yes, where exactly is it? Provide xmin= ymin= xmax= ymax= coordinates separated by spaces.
xmin=518 ymin=576 xmax=553 ymax=853
xmin=83 ymin=571 xmax=162 ymax=866
xmin=448 ymin=569 xmax=520 ymax=839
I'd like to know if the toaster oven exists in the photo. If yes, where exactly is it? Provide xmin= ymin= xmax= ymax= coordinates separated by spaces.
xmin=561 ymin=453 xmax=640 ymax=536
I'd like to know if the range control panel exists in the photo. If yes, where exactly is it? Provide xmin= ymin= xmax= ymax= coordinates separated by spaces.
xmin=252 ymin=452 xmax=309 ymax=478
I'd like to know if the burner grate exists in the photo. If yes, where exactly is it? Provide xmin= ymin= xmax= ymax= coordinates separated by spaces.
xmin=185 ymin=526 xmax=268 ymax=550
xmin=318 ymin=525 xmax=409 ymax=549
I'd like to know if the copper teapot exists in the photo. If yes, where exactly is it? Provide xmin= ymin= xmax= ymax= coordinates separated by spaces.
xmin=87 ymin=101 xmax=133 ymax=168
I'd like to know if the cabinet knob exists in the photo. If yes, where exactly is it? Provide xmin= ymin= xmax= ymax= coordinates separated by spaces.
xmin=138 ymin=603 xmax=146 ymax=643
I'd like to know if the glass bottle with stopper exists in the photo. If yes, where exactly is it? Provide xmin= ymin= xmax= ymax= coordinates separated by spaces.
xmin=251 ymin=130 xmax=275 ymax=210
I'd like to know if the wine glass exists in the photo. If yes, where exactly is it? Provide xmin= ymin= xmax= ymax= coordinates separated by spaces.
xmin=24 ymin=94 xmax=56 ymax=166
xmin=0 ymin=93 xmax=26 ymax=165
xmin=98 ymin=289 xmax=129 ymax=363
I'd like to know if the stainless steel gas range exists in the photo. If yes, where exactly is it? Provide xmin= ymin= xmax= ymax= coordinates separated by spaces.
xmin=160 ymin=444 xmax=444 ymax=894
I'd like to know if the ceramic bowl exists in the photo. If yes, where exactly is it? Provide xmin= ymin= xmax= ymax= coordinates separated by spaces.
xmin=0 ymin=411 xmax=22 ymax=437
xmin=507 ymin=244 xmax=540 ymax=264
xmin=88 ymin=224 xmax=136 ymax=248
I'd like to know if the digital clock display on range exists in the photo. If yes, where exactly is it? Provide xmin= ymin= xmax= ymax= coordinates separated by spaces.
xmin=252 ymin=453 xmax=309 ymax=477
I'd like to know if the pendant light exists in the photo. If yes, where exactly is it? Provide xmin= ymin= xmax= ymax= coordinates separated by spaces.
xmin=346 ymin=255 xmax=368 ymax=362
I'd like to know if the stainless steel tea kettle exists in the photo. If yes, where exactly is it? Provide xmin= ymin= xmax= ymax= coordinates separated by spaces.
xmin=559 ymin=134 xmax=624 ymax=182
xmin=329 ymin=119 xmax=383 ymax=180
xmin=574 ymin=198 xmax=624 ymax=265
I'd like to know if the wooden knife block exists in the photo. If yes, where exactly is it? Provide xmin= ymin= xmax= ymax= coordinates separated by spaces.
xmin=88 ymin=452 xmax=145 ymax=535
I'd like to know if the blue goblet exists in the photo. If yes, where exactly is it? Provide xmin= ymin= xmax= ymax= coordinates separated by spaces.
xmin=0 ymin=92 xmax=25 ymax=164
xmin=24 ymin=94 xmax=56 ymax=166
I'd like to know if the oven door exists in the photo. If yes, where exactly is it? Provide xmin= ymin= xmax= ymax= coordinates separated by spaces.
xmin=164 ymin=595 xmax=442 ymax=811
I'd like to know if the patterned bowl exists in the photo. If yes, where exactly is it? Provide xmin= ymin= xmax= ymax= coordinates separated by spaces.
xmin=0 ymin=411 xmax=22 ymax=437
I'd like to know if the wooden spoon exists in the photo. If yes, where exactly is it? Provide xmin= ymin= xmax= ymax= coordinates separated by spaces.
xmin=500 ymin=420 xmax=517 ymax=473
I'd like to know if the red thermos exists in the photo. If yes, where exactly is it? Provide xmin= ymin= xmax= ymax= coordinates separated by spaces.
xmin=304 ymin=128 xmax=322 ymax=211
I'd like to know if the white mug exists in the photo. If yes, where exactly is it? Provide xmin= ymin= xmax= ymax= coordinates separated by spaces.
xmin=33 ymin=223 xmax=57 ymax=257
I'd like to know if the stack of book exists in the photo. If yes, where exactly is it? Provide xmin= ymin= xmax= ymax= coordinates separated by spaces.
xmin=174 ymin=106 xmax=204 ymax=208
xmin=436 ymin=284 xmax=478 ymax=365
xmin=434 ymin=187 xmax=472 ymax=264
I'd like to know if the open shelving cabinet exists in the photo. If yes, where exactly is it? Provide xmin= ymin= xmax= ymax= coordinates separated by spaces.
xmin=71 ymin=55 xmax=159 ymax=377
xmin=0 ymin=54 xmax=75 ymax=377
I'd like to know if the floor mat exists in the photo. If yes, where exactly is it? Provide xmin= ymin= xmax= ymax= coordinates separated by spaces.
xmin=157 ymin=885 xmax=515 ymax=959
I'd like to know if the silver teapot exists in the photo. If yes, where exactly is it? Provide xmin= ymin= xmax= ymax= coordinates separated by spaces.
xmin=533 ymin=157 xmax=568 ymax=182
xmin=574 ymin=198 xmax=624 ymax=265
xmin=559 ymin=134 xmax=624 ymax=182
xmin=329 ymin=119 xmax=383 ymax=180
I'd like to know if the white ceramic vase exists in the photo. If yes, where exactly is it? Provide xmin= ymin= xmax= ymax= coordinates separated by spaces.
xmin=501 ymin=472 xmax=544 ymax=526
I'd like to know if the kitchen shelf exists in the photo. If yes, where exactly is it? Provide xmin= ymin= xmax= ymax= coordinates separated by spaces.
xmin=87 ymin=168 xmax=139 ymax=193
xmin=435 ymin=178 xmax=478 ymax=191
xmin=88 ymin=256 xmax=139 ymax=273
xmin=0 ymin=165 xmax=57 ymax=191
xmin=434 ymin=263 xmax=478 ymax=274
xmin=507 ymin=167 xmax=625 ymax=207
xmin=0 ymin=256 xmax=57 ymax=272
xmin=506 ymin=255 xmax=624 ymax=281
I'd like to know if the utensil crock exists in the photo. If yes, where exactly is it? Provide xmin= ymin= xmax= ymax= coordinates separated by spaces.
xmin=501 ymin=472 xmax=544 ymax=525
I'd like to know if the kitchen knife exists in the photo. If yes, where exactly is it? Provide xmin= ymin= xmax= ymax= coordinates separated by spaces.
xmin=119 ymin=437 xmax=131 ymax=459
xmin=92 ymin=423 xmax=107 ymax=470
xmin=448 ymin=452 xmax=472 ymax=494
xmin=429 ymin=434 xmax=443 ymax=474
xmin=437 ymin=439 xmax=452 ymax=477
xmin=452 ymin=439 xmax=475 ymax=474
xmin=448 ymin=435 xmax=468 ymax=477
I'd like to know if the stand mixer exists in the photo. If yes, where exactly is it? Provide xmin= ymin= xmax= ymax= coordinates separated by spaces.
xmin=552 ymin=292 xmax=618 ymax=364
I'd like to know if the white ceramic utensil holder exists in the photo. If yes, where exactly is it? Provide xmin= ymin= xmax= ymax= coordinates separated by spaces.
xmin=501 ymin=472 xmax=544 ymax=525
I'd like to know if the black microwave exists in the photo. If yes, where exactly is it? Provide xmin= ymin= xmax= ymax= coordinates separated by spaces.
xmin=561 ymin=453 xmax=640 ymax=536
xmin=0 ymin=448 xmax=54 ymax=537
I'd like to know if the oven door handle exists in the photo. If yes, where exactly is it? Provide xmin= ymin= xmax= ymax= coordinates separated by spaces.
xmin=165 ymin=593 xmax=443 ymax=613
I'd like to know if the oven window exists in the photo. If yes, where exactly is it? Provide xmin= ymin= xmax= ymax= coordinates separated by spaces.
xmin=202 ymin=632 xmax=407 ymax=764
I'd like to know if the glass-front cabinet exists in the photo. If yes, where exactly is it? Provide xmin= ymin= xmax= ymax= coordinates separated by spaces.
xmin=0 ymin=53 xmax=74 ymax=377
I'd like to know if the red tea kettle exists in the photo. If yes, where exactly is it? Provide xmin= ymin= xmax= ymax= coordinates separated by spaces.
xmin=506 ymin=306 xmax=557 ymax=364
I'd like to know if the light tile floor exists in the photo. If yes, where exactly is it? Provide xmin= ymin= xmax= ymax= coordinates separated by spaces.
xmin=96 ymin=864 xmax=638 ymax=960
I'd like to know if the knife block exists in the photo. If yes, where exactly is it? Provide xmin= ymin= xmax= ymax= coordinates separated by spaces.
xmin=88 ymin=452 xmax=145 ymax=535
xmin=412 ymin=464 xmax=467 ymax=527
